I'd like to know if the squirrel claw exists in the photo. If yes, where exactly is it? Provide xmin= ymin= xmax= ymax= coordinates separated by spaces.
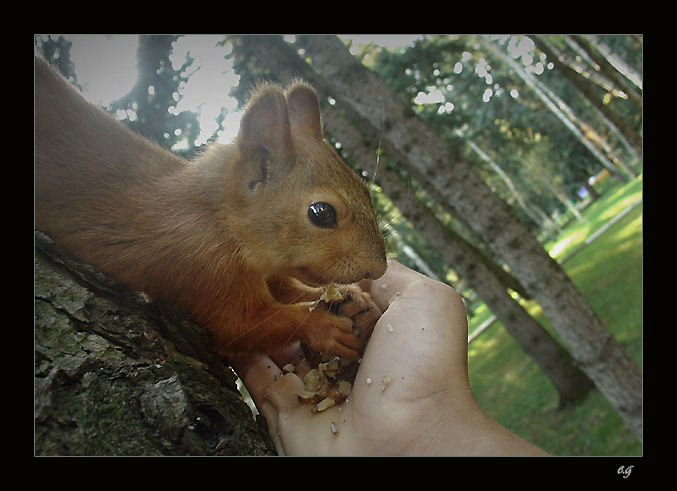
xmin=308 ymin=285 xmax=381 ymax=359
xmin=309 ymin=315 xmax=360 ymax=360
xmin=335 ymin=286 xmax=381 ymax=344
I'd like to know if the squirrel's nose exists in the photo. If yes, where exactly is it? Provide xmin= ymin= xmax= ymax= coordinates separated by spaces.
xmin=364 ymin=258 xmax=388 ymax=282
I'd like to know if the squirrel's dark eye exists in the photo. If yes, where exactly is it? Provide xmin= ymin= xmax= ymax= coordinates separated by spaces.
xmin=308 ymin=202 xmax=337 ymax=228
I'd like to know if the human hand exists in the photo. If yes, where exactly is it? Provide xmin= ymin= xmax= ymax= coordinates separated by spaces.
xmin=230 ymin=259 xmax=547 ymax=456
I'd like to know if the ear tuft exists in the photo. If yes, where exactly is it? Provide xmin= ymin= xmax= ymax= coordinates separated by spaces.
xmin=237 ymin=84 xmax=294 ymax=161
xmin=285 ymin=82 xmax=323 ymax=140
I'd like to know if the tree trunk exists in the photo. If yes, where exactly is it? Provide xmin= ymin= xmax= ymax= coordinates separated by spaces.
xmin=231 ymin=35 xmax=594 ymax=408
xmin=532 ymin=36 xmax=642 ymax=155
xmin=292 ymin=35 xmax=641 ymax=442
xmin=575 ymin=36 xmax=643 ymax=92
xmin=34 ymin=231 xmax=275 ymax=456
xmin=480 ymin=36 xmax=636 ymax=182
xmin=462 ymin=135 xmax=563 ymax=238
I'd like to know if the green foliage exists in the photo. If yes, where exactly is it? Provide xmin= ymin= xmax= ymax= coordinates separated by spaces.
xmin=108 ymin=35 xmax=201 ymax=155
xmin=36 ymin=35 xmax=204 ymax=157
xmin=370 ymin=35 xmax=642 ymax=229
xmin=35 ymin=35 xmax=80 ymax=88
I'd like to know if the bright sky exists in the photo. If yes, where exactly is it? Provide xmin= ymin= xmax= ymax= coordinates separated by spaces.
xmin=343 ymin=34 xmax=422 ymax=52
xmin=55 ymin=34 xmax=422 ymax=150
xmin=51 ymin=34 xmax=553 ymax=152
xmin=63 ymin=34 xmax=241 ymax=147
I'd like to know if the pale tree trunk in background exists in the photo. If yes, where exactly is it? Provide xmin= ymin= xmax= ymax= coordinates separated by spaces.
xmin=564 ymin=35 xmax=642 ymax=112
xmin=462 ymin=135 xmax=563 ymax=237
xmin=291 ymin=35 xmax=641 ymax=442
xmin=575 ymin=35 xmax=643 ymax=92
xmin=532 ymin=36 xmax=642 ymax=156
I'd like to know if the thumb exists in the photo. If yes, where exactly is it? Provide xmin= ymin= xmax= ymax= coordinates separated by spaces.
xmin=361 ymin=259 xmax=429 ymax=312
xmin=264 ymin=372 xmax=305 ymax=411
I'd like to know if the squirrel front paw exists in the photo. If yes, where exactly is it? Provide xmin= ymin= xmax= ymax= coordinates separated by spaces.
xmin=305 ymin=313 xmax=361 ymax=360
xmin=301 ymin=285 xmax=382 ymax=360
xmin=333 ymin=285 xmax=381 ymax=345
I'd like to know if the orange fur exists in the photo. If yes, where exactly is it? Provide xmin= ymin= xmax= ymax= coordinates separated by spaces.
xmin=34 ymin=57 xmax=387 ymax=359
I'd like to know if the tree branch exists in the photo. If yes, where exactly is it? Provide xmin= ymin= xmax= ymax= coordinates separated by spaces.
xmin=34 ymin=231 xmax=275 ymax=456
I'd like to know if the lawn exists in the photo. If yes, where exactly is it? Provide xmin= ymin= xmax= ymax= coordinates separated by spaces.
xmin=466 ymin=174 xmax=642 ymax=456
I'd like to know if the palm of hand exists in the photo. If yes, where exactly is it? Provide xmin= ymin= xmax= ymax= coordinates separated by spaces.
xmin=233 ymin=260 xmax=472 ymax=456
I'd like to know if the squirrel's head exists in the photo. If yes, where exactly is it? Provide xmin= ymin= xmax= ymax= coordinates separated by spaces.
xmin=224 ymin=80 xmax=387 ymax=286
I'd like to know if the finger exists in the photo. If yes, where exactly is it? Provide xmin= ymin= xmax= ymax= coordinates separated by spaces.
xmin=230 ymin=353 xmax=305 ymax=457
xmin=267 ymin=342 xmax=304 ymax=368
xmin=264 ymin=372 xmax=305 ymax=411
xmin=267 ymin=342 xmax=314 ymax=379
xmin=260 ymin=373 xmax=306 ymax=456
xmin=359 ymin=260 xmax=469 ymax=369
xmin=229 ymin=352 xmax=284 ymax=411
xmin=258 ymin=401 xmax=286 ymax=455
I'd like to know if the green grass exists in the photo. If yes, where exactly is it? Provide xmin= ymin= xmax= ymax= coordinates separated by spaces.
xmin=467 ymin=174 xmax=642 ymax=456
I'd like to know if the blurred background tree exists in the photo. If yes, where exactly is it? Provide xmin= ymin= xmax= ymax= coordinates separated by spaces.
xmin=107 ymin=34 xmax=201 ymax=155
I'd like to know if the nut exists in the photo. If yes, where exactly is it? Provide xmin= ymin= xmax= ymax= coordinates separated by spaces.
xmin=320 ymin=284 xmax=343 ymax=302
xmin=314 ymin=397 xmax=336 ymax=412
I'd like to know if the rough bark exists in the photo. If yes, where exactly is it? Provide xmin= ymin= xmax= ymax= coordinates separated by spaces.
xmin=231 ymin=36 xmax=594 ymax=408
xmin=290 ymin=35 xmax=641 ymax=441
xmin=34 ymin=231 xmax=275 ymax=456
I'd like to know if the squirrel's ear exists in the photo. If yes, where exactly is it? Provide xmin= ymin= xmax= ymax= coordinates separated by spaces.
xmin=238 ymin=85 xmax=294 ymax=163
xmin=285 ymin=83 xmax=323 ymax=140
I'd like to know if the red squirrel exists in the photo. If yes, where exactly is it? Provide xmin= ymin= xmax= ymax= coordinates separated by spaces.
xmin=34 ymin=56 xmax=387 ymax=360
